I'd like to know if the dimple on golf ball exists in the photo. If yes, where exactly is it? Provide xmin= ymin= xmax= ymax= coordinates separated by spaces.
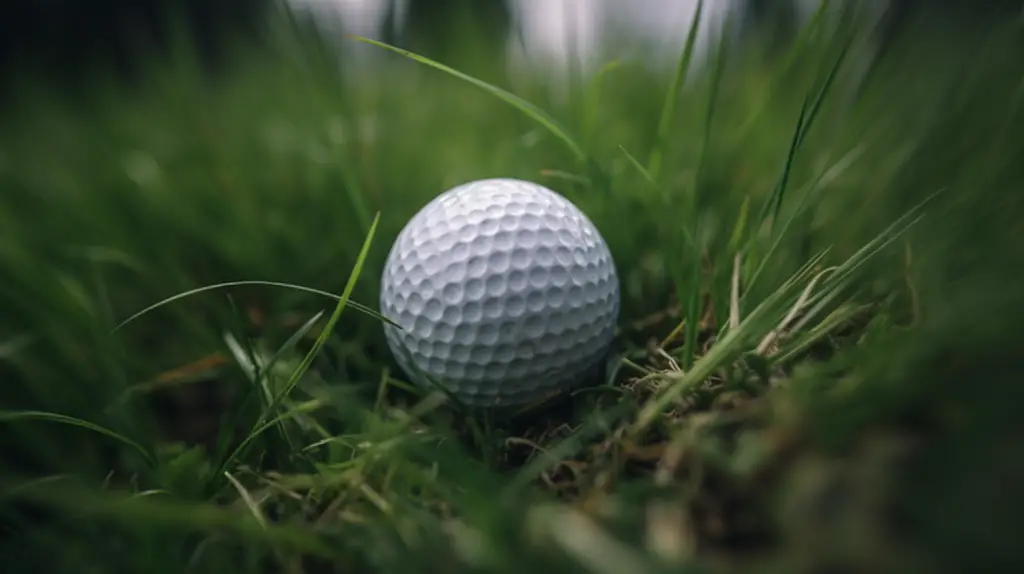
xmin=379 ymin=178 xmax=620 ymax=407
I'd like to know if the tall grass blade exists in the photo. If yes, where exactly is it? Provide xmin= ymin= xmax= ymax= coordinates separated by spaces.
xmin=761 ymin=98 xmax=809 ymax=234
xmin=215 ymin=212 xmax=380 ymax=479
xmin=349 ymin=36 xmax=588 ymax=164
xmin=647 ymin=0 xmax=704 ymax=182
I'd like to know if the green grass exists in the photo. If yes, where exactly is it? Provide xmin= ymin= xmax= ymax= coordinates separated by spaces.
xmin=2 ymin=4 xmax=1023 ymax=573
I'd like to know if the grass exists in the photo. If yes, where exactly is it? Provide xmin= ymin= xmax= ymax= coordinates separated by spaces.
xmin=2 ymin=3 xmax=1023 ymax=572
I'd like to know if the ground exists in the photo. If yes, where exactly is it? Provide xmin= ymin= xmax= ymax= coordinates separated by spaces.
xmin=1 ymin=5 xmax=1023 ymax=574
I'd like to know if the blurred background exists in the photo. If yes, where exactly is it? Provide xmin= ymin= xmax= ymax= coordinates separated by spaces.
xmin=3 ymin=0 xmax=1019 ymax=84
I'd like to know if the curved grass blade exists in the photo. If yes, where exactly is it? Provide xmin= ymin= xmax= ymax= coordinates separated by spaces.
xmin=0 ymin=410 xmax=154 ymax=466
xmin=113 ymin=280 xmax=392 ymax=333
xmin=348 ymin=35 xmax=587 ymax=164
xmin=215 ymin=212 xmax=381 ymax=480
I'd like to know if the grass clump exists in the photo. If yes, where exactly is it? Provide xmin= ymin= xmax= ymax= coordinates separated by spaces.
xmin=1 ymin=2 xmax=1023 ymax=573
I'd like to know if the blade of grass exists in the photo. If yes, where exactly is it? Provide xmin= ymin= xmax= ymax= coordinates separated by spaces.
xmin=633 ymin=249 xmax=831 ymax=434
xmin=676 ymin=12 xmax=728 ymax=368
xmin=744 ymin=43 xmax=854 ymax=299
xmin=798 ymin=33 xmax=852 ymax=150
xmin=759 ymin=98 xmax=808 ymax=236
xmin=619 ymin=145 xmax=654 ymax=184
xmin=647 ymin=0 xmax=704 ymax=182
xmin=214 ymin=212 xmax=380 ymax=480
xmin=349 ymin=35 xmax=587 ymax=164
xmin=734 ymin=0 xmax=833 ymax=136
xmin=224 ymin=295 xmax=262 ymax=390
xmin=681 ymin=243 xmax=704 ymax=369
xmin=727 ymin=196 xmax=752 ymax=254
xmin=745 ymin=146 xmax=862 ymax=302
xmin=692 ymin=13 xmax=729 ymax=217
xmin=756 ymin=194 xmax=933 ymax=361
xmin=334 ymin=139 xmax=374 ymax=238
xmin=113 ymin=280 xmax=392 ymax=333
xmin=0 ymin=411 xmax=154 ymax=466
xmin=582 ymin=60 xmax=625 ymax=144
xmin=753 ymin=35 xmax=851 ymax=236
xmin=221 ymin=312 xmax=323 ymax=455
xmin=223 ymin=312 xmax=324 ymax=405
xmin=788 ymin=195 xmax=936 ymax=332
xmin=773 ymin=302 xmax=869 ymax=363
xmin=620 ymin=145 xmax=697 ymax=248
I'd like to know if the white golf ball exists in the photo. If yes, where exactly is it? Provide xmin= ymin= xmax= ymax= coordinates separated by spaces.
xmin=380 ymin=178 xmax=620 ymax=407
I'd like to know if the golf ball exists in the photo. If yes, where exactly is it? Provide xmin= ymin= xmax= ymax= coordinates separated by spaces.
xmin=380 ymin=178 xmax=620 ymax=407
